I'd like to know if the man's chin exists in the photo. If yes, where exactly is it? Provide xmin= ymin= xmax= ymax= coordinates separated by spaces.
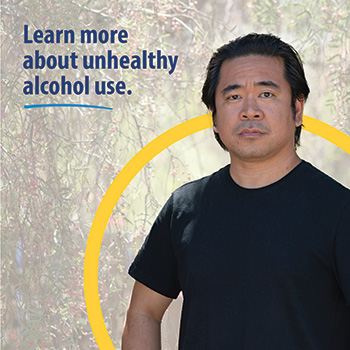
xmin=229 ymin=147 xmax=273 ymax=162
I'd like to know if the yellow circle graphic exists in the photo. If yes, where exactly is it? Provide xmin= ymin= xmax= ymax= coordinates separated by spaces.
xmin=83 ymin=113 xmax=350 ymax=350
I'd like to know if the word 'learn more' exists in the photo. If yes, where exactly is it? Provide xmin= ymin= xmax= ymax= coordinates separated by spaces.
xmin=23 ymin=24 xmax=128 ymax=44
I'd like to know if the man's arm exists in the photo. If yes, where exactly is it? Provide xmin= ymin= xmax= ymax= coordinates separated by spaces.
xmin=122 ymin=281 xmax=173 ymax=350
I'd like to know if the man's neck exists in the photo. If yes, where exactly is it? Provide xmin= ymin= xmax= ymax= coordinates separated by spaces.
xmin=229 ymin=152 xmax=301 ymax=189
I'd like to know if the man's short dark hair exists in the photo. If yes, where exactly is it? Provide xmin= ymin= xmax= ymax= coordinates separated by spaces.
xmin=201 ymin=33 xmax=310 ymax=150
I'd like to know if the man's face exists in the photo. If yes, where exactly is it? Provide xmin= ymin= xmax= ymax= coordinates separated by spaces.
xmin=213 ymin=55 xmax=304 ymax=163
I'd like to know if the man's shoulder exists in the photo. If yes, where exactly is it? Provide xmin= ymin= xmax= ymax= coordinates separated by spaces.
xmin=299 ymin=160 xmax=350 ymax=204
xmin=301 ymin=161 xmax=349 ymax=190
xmin=172 ymin=164 xmax=230 ymax=200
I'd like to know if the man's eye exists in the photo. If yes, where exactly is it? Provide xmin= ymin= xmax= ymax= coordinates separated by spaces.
xmin=261 ymin=92 xmax=273 ymax=98
xmin=228 ymin=95 xmax=240 ymax=100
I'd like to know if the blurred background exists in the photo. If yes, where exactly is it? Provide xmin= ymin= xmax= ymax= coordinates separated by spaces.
xmin=1 ymin=0 xmax=349 ymax=349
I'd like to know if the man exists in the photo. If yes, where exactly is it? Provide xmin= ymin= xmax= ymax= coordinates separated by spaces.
xmin=122 ymin=33 xmax=350 ymax=349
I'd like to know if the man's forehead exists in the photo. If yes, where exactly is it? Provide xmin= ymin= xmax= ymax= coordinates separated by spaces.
xmin=221 ymin=54 xmax=284 ymax=72
xmin=218 ymin=55 xmax=286 ymax=86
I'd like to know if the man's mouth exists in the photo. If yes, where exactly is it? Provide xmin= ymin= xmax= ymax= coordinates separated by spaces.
xmin=238 ymin=128 xmax=264 ymax=137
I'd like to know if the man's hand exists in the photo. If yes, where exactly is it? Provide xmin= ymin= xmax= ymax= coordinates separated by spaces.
xmin=122 ymin=281 xmax=173 ymax=349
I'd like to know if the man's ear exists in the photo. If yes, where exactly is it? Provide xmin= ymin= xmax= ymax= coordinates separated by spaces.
xmin=294 ymin=97 xmax=304 ymax=127
xmin=210 ymin=109 xmax=218 ymax=132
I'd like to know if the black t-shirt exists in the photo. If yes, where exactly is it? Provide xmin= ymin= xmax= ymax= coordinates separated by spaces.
xmin=129 ymin=161 xmax=350 ymax=349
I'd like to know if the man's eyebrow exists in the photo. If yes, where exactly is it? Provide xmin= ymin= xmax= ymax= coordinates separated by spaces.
xmin=220 ymin=84 xmax=242 ymax=94
xmin=254 ymin=80 xmax=280 ymax=89
xmin=220 ymin=80 xmax=281 ymax=94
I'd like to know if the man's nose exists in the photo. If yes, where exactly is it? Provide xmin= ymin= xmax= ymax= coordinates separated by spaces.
xmin=240 ymin=97 xmax=263 ymax=120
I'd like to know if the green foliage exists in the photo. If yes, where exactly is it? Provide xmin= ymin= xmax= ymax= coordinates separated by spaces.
xmin=1 ymin=0 xmax=209 ymax=348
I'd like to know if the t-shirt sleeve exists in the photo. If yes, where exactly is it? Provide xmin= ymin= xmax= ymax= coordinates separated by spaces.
xmin=128 ymin=194 xmax=181 ymax=299
xmin=334 ymin=197 xmax=350 ymax=307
